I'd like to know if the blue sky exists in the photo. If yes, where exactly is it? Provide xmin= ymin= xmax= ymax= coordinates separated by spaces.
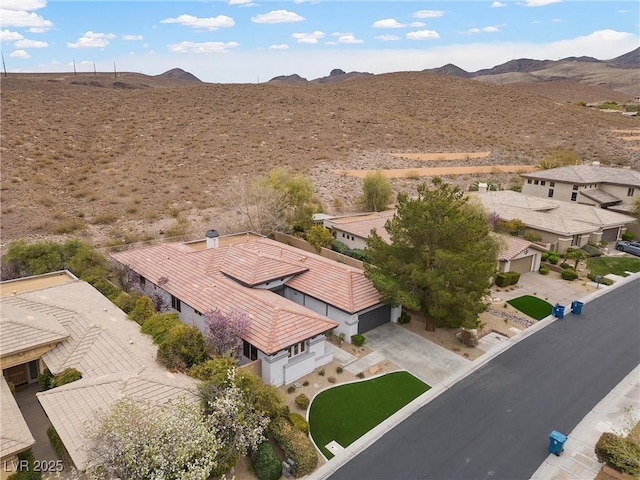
xmin=1 ymin=1 xmax=638 ymax=83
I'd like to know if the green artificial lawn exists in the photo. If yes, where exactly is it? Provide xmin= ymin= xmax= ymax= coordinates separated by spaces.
xmin=587 ymin=256 xmax=640 ymax=277
xmin=507 ymin=295 xmax=553 ymax=321
xmin=309 ymin=371 xmax=430 ymax=459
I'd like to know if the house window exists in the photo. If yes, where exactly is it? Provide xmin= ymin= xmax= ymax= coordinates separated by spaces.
xmin=548 ymin=189 xmax=554 ymax=198
xmin=541 ymin=181 xmax=546 ymax=186
xmin=572 ymin=185 xmax=579 ymax=191
xmin=288 ymin=341 xmax=306 ymax=358
xmin=140 ymin=276 xmax=146 ymax=286
xmin=194 ymin=309 xmax=202 ymax=316
xmin=342 ymin=233 xmax=345 ymax=238
xmin=571 ymin=192 xmax=578 ymax=202
xmin=243 ymin=340 xmax=258 ymax=361
xmin=527 ymin=179 xmax=532 ymax=184
xmin=628 ymin=188 xmax=635 ymax=197
xmin=550 ymin=182 xmax=555 ymax=187
xmin=171 ymin=295 xmax=181 ymax=312
xmin=534 ymin=180 xmax=539 ymax=185
xmin=571 ymin=234 xmax=580 ymax=246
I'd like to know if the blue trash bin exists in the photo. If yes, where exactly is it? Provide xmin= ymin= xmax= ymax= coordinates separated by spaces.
xmin=548 ymin=430 xmax=567 ymax=456
xmin=552 ymin=304 xmax=566 ymax=319
xmin=571 ymin=301 xmax=584 ymax=315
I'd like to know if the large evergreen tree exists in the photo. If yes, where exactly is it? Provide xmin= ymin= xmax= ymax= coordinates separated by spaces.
xmin=365 ymin=179 xmax=500 ymax=331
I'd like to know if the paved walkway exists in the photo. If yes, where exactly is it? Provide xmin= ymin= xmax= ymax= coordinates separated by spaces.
xmin=14 ymin=383 xmax=58 ymax=463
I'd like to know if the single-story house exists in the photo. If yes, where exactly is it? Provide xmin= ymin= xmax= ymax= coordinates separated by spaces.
xmin=110 ymin=233 xmax=399 ymax=386
xmin=0 ymin=274 xmax=197 ymax=473
xmin=520 ymin=164 xmax=640 ymax=210
xmin=472 ymin=190 xmax=635 ymax=253
xmin=323 ymin=210 xmax=544 ymax=274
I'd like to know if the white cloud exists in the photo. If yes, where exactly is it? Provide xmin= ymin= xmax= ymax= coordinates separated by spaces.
xmin=0 ymin=29 xmax=23 ymax=41
xmin=0 ymin=9 xmax=52 ymax=30
xmin=525 ymin=0 xmax=561 ymax=6
xmin=2 ymin=0 xmax=46 ymax=10
xmin=10 ymin=49 xmax=30 ymax=58
xmin=491 ymin=1 xmax=507 ymax=7
xmin=375 ymin=34 xmax=401 ymax=41
xmin=466 ymin=28 xmax=481 ymax=34
xmin=67 ymin=31 xmax=116 ymax=49
xmin=407 ymin=30 xmax=440 ymax=40
xmin=14 ymin=38 xmax=48 ymax=48
xmin=229 ymin=0 xmax=256 ymax=4
xmin=413 ymin=10 xmax=444 ymax=18
xmin=269 ymin=44 xmax=289 ymax=49
xmin=463 ymin=25 xmax=500 ymax=34
xmin=552 ymin=18 xmax=565 ymax=23
xmin=167 ymin=41 xmax=239 ymax=54
xmin=160 ymin=14 xmax=235 ymax=30
xmin=291 ymin=31 xmax=324 ymax=43
xmin=372 ymin=18 xmax=406 ymax=28
xmin=122 ymin=34 xmax=143 ymax=41
xmin=410 ymin=22 xmax=425 ymax=27
xmin=484 ymin=26 xmax=500 ymax=32
xmin=252 ymin=10 xmax=304 ymax=24
xmin=337 ymin=34 xmax=363 ymax=44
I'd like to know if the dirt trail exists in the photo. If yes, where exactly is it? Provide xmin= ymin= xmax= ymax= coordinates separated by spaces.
xmin=389 ymin=152 xmax=492 ymax=161
xmin=334 ymin=165 xmax=538 ymax=179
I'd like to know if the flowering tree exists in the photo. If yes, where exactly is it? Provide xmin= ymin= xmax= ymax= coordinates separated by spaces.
xmin=204 ymin=308 xmax=251 ymax=359
xmin=85 ymin=397 xmax=220 ymax=480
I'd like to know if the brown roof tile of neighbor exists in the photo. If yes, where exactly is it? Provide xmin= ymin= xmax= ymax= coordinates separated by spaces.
xmin=327 ymin=210 xmax=395 ymax=243
xmin=110 ymin=237 xmax=368 ymax=354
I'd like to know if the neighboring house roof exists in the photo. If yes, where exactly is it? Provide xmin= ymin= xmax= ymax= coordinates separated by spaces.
xmin=521 ymin=165 xmax=640 ymax=187
xmin=0 ymin=376 xmax=34 ymax=460
xmin=110 ymin=238 xmax=360 ymax=353
xmin=0 ymin=280 xmax=198 ymax=471
xmin=473 ymin=191 xmax=634 ymax=236
xmin=325 ymin=210 xmax=395 ymax=244
xmin=497 ymin=235 xmax=545 ymax=262
xmin=0 ymin=299 xmax=69 ymax=358
xmin=580 ymin=189 xmax=622 ymax=206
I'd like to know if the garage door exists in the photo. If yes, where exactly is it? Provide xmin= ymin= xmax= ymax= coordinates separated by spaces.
xmin=358 ymin=305 xmax=391 ymax=333
xmin=509 ymin=256 xmax=533 ymax=274
xmin=602 ymin=227 xmax=619 ymax=242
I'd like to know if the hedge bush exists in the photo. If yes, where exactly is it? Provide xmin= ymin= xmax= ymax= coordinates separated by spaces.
xmin=587 ymin=272 xmax=614 ymax=286
xmin=55 ymin=367 xmax=82 ymax=387
xmin=351 ymin=334 xmax=366 ymax=347
xmin=128 ymin=295 xmax=156 ymax=325
xmin=539 ymin=265 xmax=550 ymax=275
xmin=560 ymin=262 xmax=571 ymax=270
xmin=268 ymin=417 xmax=317 ymax=477
xmin=37 ymin=368 xmax=55 ymax=391
xmin=295 ymin=394 xmax=310 ymax=410
xmin=494 ymin=271 xmax=521 ymax=287
xmin=561 ymin=268 xmax=579 ymax=281
xmin=397 ymin=311 xmax=411 ymax=324
xmin=252 ymin=442 xmax=282 ymax=480
xmin=140 ymin=312 xmax=180 ymax=344
xmin=595 ymin=432 xmax=640 ymax=477
xmin=548 ymin=254 xmax=559 ymax=265
xmin=288 ymin=412 xmax=310 ymax=435
xmin=331 ymin=240 xmax=349 ymax=254
xmin=621 ymin=231 xmax=635 ymax=241
xmin=582 ymin=244 xmax=603 ymax=257
xmin=7 ymin=450 xmax=42 ymax=480
xmin=112 ymin=290 xmax=142 ymax=314
xmin=157 ymin=323 xmax=206 ymax=370
xmin=47 ymin=426 xmax=67 ymax=459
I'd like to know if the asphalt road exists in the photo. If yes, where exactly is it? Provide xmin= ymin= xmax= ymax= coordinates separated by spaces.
xmin=329 ymin=278 xmax=640 ymax=480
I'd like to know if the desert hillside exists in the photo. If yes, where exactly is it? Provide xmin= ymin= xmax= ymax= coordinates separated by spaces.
xmin=1 ymin=71 xmax=638 ymax=244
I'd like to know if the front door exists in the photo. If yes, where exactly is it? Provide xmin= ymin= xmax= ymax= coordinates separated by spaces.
xmin=5 ymin=364 xmax=28 ymax=386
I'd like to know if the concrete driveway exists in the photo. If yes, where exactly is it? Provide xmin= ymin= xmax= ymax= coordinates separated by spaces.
xmin=494 ymin=271 xmax=593 ymax=307
xmin=363 ymin=322 xmax=470 ymax=386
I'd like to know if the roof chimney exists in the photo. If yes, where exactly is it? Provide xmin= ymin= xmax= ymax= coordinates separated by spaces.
xmin=478 ymin=182 xmax=488 ymax=194
xmin=205 ymin=229 xmax=219 ymax=249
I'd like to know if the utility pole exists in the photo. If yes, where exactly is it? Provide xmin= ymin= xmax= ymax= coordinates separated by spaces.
xmin=93 ymin=60 xmax=96 ymax=75
xmin=113 ymin=61 xmax=117 ymax=78
xmin=1 ymin=51 xmax=7 ymax=77
xmin=73 ymin=58 xmax=77 ymax=76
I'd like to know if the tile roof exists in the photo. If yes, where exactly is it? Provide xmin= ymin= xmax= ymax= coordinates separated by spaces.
xmin=0 ymin=376 xmax=34 ymax=460
xmin=325 ymin=210 xmax=396 ymax=244
xmin=473 ymin=191 xmax=634 ymax=236
xmin=521 ymin=165 xmax=640 ymax=187
xmin=580 ymin=189 xmax=622 ymax=205
xmin=0 ymin=298 xmax=69 ymax=357
xmin=497 ymin=235 xmax=545 ymax=261
xmin=111 ymin=238 xmax=355 ymax=354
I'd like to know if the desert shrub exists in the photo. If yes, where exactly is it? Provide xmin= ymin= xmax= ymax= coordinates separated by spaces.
xmin=328 ymin=376 xmax=336 ymax=384
xmin=295 ymin=394 xmax=310 ymax=410
xmin=288 ymin=412 xmax=310 ymax=435
xmin=397 ymin=311 xmax=411 ymax=324
xmin=188 ymin=357 xmax=235 ymax=382
xmin=307 ymin=225 xmax=333 ymax=252
xmin=561 ymin=268 xmax=579 ymax=281
xmin=539 ymin=265 xmax=550 ymax=275
xmin=128 ymin=295 xmax=156 ymax=325
xmin=90 ymin=277 xmax=121 ymax=301
xmin=346 ymin=248 xmax=368 ymax=262
xmin=587 ymin=272 xmax=614 ymax=286
xmin=318 ymin=369 xmax=325 ymax=376
xmin=157 ymin=323 xmax=206 ymax=370
xmin=303 ymin=380 xmax=309 ymax=386
xmin=287 ymin=385 xmax=296 ymax=394
xmin=251 ymin=442 xmax=282 ymax=480
xmin=351 ymin=334 xmax=366 ymax=347
xmin=55 ymin=368 xmax=82 ymax=387
xmin=494 ymin=271 xmax=520 ymax=287
xmin=560 ymin=262 xmax=571 ymax=269
xmin=47 ymin=426 xmax=68 ymax=459
xmin=331 ymin=240 xmax=349 ymax=254
xmin=112 ymin=290 xmax=142 ymax=314
xmin=595 ymin=432 xmax=640 ymax=476
xmin=523 ymin=230 xmax=542 ymax=242
xmin=547 ymin=254 xmax=559 ymax=265
xmin=140 ymin=312 xmax=180 ymax=344
xmin=458 ymin=329 xmax=479 ymax=347
xmin=356 ymin=372 xmax=365 ymax=379
xmin=268 ymin=417 xmax=317 ymax=477
xmin=541 ymin=252 xmax=549 ymax=262
xmin=336 ymin=366 xmax=343 ymax=374
xmin=37 ymin=368 xmax=56 ymax=391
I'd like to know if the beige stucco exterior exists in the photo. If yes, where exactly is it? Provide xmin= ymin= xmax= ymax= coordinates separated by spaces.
xmin=522 ymin=180 xmax=638 ymax=205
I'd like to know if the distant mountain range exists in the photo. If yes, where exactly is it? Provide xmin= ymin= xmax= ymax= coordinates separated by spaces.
xmin=268 ymin=47 xmax=640 ymax=96
xmin=156 ymin=68 xmax=202 ymax=83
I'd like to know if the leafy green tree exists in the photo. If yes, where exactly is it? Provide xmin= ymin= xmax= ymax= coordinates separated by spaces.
xmin=266 ymin=167 xmax=318 ymax=229
xmin=566 ymin=248 xmax=587 ymax=270
xmin=128 ymin=295 xmax=156 ymax=325
xmin=362 ymin=170 xmax=393 ymax=212
xmin=306 ymin=225 xmax=334 ymax=252
xmin=365 ymin=179 xmax=500 ymax=331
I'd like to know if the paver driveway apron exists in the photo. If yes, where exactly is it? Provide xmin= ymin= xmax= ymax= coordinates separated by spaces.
xmin=363 ymin=322 xmax=469 ymax=385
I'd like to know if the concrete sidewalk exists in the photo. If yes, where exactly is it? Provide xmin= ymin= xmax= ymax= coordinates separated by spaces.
xmin=312 ymin=270 xmax=640 ymax=480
